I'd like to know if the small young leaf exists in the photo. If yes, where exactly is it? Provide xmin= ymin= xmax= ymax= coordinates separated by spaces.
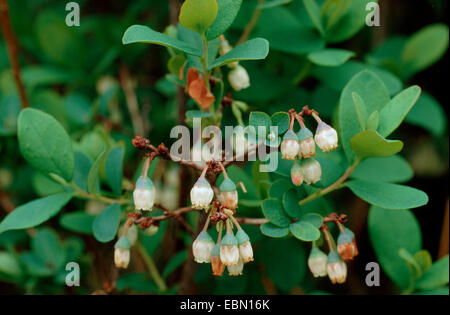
xmin=308 ymin=49 xmax=355 ymax=67
xmin=289 ymin=221 xmax=320 ymax=241
xmin=104 ymin=146 xmax=124 ymax=196
xmin=351 ymin=92 xmax=367 ymax=131
xmin=346 ymin=180 xmax=428 ymax=210
xmin=378 ymin=85 xmax=421 ymax=137
xmin=122 ymin=25 xmax=202 ymax=56
xmin=87 ymin=149 xmax=106 ymax=194
xmin=415 ymin=255 xmax=449 ymax=290
xmin=207 ymin=38 xmax=269 ymax=70
xmin=179 ymin=0 xmax=219 ymax=34
xmin=350 ymin=130 xmax=403 ymax=158
xmin=207 ymin=0 xmax=242 ymax=40
xmin=18 ymin=108 xmax=75 ymax=181
xmin=0 ymin=193 xmax=73 ymax=234
xmin=260 ymin=223 xmax=289 ymax=238
xmin=366 ymin=111 xmax=379 ymax=130
xmin=261 ymin=198 xmax=291 ymax=227
xmin=92 ymin=203 xmax=122 ymax=243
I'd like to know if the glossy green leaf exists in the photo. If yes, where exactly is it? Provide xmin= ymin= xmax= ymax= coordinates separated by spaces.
xmin=87 ymin=149 xmax=106 ymax=194
xmin=406 ymin=92 xmax=447 ymax=137
xmin=122 ymin=25 xmax=202 ymax=56
xmin=249 ymin=111 xmax=272 ymax=132
xmin=301 ymin=213 xmax=323 ymax=229
xmin=366 ymin=111 xmax=379 ymax=130
xmin=269 ymin=179 xmax=292 ymax=199
xmin=92 ymin=203 xmax=122 ymax=243
xmin=59 ymin=211 xmax=95 ymax=235
xmin=401 ymin=24 xmax=449 ymax=77
xmin=290 ymin=221 xmax=320 ymax=241
xmin=207 ymin=0 xmax=242 ymax=40
xmin=0 ymin=193 xmax=73 ymax=234
xmin=339 ymin=70 xmax=391 ymax=162
xmin=207 ymin=38 xmax=269 ymax=70
xmin=72 ymin=151 xmax=92 ymax=192
xmin=378 ymin=85 xmax=421 ymax=137
xmin=104 ymin=146 xmax=124 ymax=195
xmin=350 ymin=155 xmax=413 ymax=183
xmin=415 ymin=255 xmax=449 ymax=290
xmin=350 ymin=130 xmax=403 ymax=158
xmin=351 ymin=92 xmax=367 ymax=131
xmin=346 ymin=180 xmax=428 ymax=209
xmin=261 ymin=198 xmax=291 ymax=227
xmin=260 ymin=223 xmax=289 ymax=238
xmin=18 ymin=108 xmax=74 ymax=181
xmin=303 ymin=0 xmax=325 ymax=36
xmin=308 ymin=49 xmax=354 ymax=67
xmin=271 ymin=112 xmax=290 ymax=134
xmin=282 ymin=188 xmax=303 ymax=218
xmin=179 ymin=0 xmax=219 ymax=34
xmin=369 ymin=206 xmax=422 ymax=289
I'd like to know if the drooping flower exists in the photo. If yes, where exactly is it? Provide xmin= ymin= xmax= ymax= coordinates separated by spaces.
xmin=220 ymin=232 xmax=240 ymax=266
xmin=297 ymin=126 xmax=316 ymax=158
xmin=290 ymin=161 xmax=304 ymax=186
xmin=327 ymin=251 xmax=347 ymax=284
xmin=186 ymin=68 xmax=215 ymax=109
xmin=192 ymin=231 xmax=215 ymax=263
xmin=308 ymin=247 xmax=328 ymax=278
xmin=228 ymin=65 xmax=250 ymax=91
xmin=190 ymin=177 xmax=214 ymax=209
xmin=219 ymin=178 xmax=238 ymax=210
xmin=300 ymin=158 xmax=322 ymax=185
xmin=337 ymin=228 xmax=359 ymax=261
xmin=236 ymin=229 xmax=254 ymax=263
xmin=114 ymin=236 xmax=131 ymax=269
xmin=211 ymin=244 xmax=226 ymax=276
xmin=280 ymin=129 xmax=300 ymax=160
xmin=133 ymin=175 xmax=156 ymax=211
xmin=314 ymin=121 xmax=338 ymax=153
xmin=227 ymin=257 xmax=244 ymax=276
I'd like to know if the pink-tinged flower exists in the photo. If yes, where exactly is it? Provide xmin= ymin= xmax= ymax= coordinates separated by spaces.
xmin=114 ymin=236 xmax=131 ymax=269
xmin=300 ymin=158 xmax=322 ymax=185
xmin=236 ymin=229 xmax=254 ymax=263
xmin=228 ymin=65 xmax=250 ymax=91
xmin=291 ymin=162 xmax=304 ymax=186
xmin=308 ymin=247 xmax=328 ymax=278
xmin=192 ymin=231 xmax=215 ymax=263
xmin=190 ymin=177 xmax=214 ymax=209
xmin=314 ymin=122 xmax=338 ymax=153
xmin=327 ymin=251 xmax=347 ymax=284
xmin=337 ymin=228 xmax=359 ymax=261
xmin=220 ymin=233 xmax=240 ymax=266
xmin=227 ymin=257 xmax=244 ymax=276
xmin=219 ymin=178 xmax=238 ymax=209
xmin=133 ymin=176 xmax=156 ymax=211
xmin=297 ymin=127 xmax=316 ymax=158
xmin=211 ymin=244 xmax=226 ymax=276
xmin=281 ymin=130 xmax=300 ymax=160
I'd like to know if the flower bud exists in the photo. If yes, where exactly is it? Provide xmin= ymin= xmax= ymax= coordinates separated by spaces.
xmin=227 ymin=257 xmax=244 ymax=276
xmin=219 ymin=178 xmax=238 ymax=209
xmin=337 ymin=228 xmax=359 ymax=261
xmin=308 ymin=247 xmax=327 ymax=278
xmin=300 ymin=158 xmax=322 ymax=185
xmin=133 ymin=175 xmax=156 ymax=211
xmin=220 ymin=233 xmax=240 ymax=266
xmin=118 ymin=224 xmax=138 ymax=246
xmin=297 ymin=127 xmax=316 ymax=158
xmin=290 ymin=162 xmax=304 ymax=186
xmin=114 ymin=236 xmax=131 ymax=269
xmin=314 ymin=122 xmax=338 ymax=153
xmin=280 ymin=130 xmax=300 ymax=160
xmin=211 ymin=244 xmax=226 ymax=276
xmin=228 ymin=65 xmax=250 ymax=91
xmin=327 ymin=251 xmax=347 ymax=284
xmin=190 ymin=177 xmax=214 ymax=209
xmin=144 ymin=224 xmax=159 ymax=236
xmin=192 ymin=231 xmax=215 ymax=263
xmin=236 ymin=229 xmax=254 ymax=263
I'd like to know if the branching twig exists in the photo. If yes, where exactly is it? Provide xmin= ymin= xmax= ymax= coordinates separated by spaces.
xmin=236 ymin=0 xmax=265 ymax=45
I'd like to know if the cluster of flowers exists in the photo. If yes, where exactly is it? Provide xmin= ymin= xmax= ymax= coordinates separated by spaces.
xmin=219 ymin=35 xmax=250 ymax=92
xmin=280 ymin=108 xmax=338 ymax=186
xmin=307 ymin=215 xmax=358 ymax=284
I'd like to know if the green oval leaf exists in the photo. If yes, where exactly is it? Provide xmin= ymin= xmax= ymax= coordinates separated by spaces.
xmin=378 ymin=85 xmax=421 ymax=137
xmin=249 ymin=111 xmax=272 ymax=131
xmin=350 ymin=130 xmax=403 ymax=158
xmin=92 ymin=203 xmax=122 ymax=243
xmin=415 ymin=255 xmax=449 ymax=291
xmin=207 ymin=38 xmax=269 ymax=70
xmin=271 ymin=112 xmax=290 ymax=134
xmin=60 ymin=211 xmax=95 ymax=235
xmin=260 ymin=223 xmax=289 ymax=238
xmin=308 ymin=48 xmax=355 ymax=67
xmin=179 ymin=0 xmax=219 ymax=34
xmin=350 ymin=155 xmax=413 ymax=183
xmin=366 ymin=110 xmax=379 ymax=130
xmin=104 ymin=146 xmax=124 ymax=196
xmin=289 ymin=221 xmax=320 ymax=241
xmin=282 ymin=188 xmax=302 ymax=218
xmin=346 ymin=180 xmax=428 ymax=209
xmin=261 ymin=198 xmax=291 ymax=227
xmin=122 ymin=25 xmax=202 ymax=56
xmin=18 ymin=108 xmax=75 ymax=181
xmin=87 ymin=149 xmax=106 ymax=194
xmin=207 ymin=0 xmax=242 ymax=40
xmin=0 ymin=192 xmax=73 ymax=234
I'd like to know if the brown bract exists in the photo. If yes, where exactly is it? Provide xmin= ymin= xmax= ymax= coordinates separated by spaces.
xmin=186 ymin=68 xmax=215 ymax=109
